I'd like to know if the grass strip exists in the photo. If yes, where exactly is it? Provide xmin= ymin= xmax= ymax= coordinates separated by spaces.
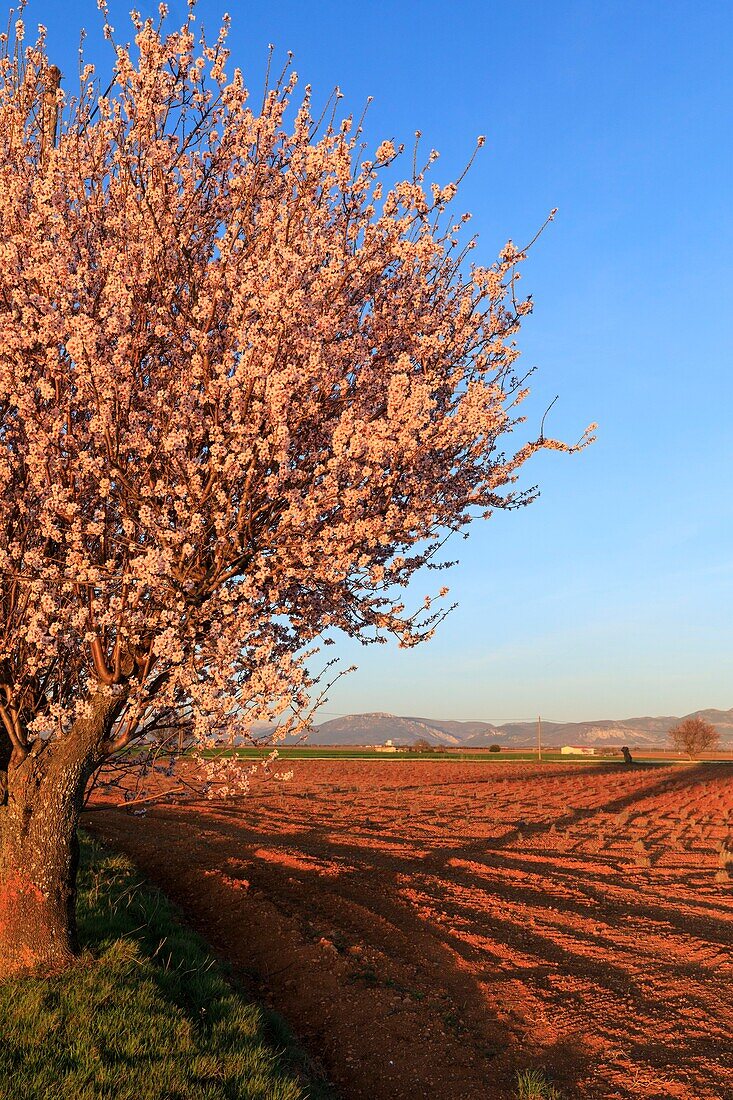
xmin=0 ymin=833 xmax=336 ymax=1100
xmin=201 ymin=748 xmax=631 ymax=762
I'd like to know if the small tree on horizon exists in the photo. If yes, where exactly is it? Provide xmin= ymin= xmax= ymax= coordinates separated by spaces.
xmin=668 ymin=717 xmax=720 ymax=759
xmin=410 ymin=738 xmax=434 ymax=753
xmin=0 ymin=3 xmax=593 ymax=977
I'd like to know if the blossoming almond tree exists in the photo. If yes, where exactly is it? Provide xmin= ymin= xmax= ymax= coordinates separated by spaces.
xmin=0 ymin=1 xmax=593 ymax=976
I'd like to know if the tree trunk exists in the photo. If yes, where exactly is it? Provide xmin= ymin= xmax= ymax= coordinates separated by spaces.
xmin=0 ymin=693 xmax=119 ymax=979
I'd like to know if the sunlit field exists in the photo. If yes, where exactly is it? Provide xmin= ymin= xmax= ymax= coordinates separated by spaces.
xmin=86 ymin=760 xmax=733 ymax=1100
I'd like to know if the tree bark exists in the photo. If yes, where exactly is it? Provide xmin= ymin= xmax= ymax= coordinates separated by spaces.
xmin=0 ymin=692 xmax=120 ymax=978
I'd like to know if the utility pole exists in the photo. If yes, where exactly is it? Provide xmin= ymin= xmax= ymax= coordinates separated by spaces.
xmin=537 ymin=715 xmax=542 ymax=763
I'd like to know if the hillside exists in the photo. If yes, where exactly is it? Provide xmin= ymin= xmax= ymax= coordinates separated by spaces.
xmin=274 ymin=707 xmax=733 ymax=748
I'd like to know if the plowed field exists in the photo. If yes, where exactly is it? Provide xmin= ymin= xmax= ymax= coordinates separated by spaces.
xmin=85 ymin=761 xmax=733 ymax=1100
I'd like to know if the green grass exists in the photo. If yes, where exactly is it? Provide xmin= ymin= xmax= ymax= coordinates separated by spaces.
xmin=203 ymin=747 xmax=625 ymax=764
xmin=0 ymin=834 xmax=335 ymax=1100
xmin=515 ymin=1067 xmax=563 ymax=1099
xmin=205 ymin=747 xmax=732 ymax=765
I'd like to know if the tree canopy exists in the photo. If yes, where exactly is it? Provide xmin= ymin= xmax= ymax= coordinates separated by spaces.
xmin=669 ymin=717 xmax=720 ymax=759
xmin=0 ymin=3 xmax=593 ymax=776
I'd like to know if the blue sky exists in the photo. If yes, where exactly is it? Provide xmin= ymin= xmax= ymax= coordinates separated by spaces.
xmin=38 ymin=1 xmax=732 ymax=721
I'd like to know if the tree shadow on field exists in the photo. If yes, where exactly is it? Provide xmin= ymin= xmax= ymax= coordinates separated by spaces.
xmin=83 ymin=761 xmax=732 ymax=1100
xmin=482 ymin=764 xmax=728 ymax=841
xmin=83 ymin=804 xmax=597 ymax=1100
xmin=414 ymin=837 xmax=733 ymax=952
xmin=528 ymin=1035 xmax=599 ymax=1097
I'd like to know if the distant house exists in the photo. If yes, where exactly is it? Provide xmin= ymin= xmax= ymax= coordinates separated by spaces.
xmin=560 ymin=745 xmax=595 ymax=755
xmin=375 ymin=739 xmax=398 ymax=753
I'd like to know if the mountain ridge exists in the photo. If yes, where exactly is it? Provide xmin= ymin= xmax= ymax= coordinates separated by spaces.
xmin=274 ymin=706 xmax=733 ymax=747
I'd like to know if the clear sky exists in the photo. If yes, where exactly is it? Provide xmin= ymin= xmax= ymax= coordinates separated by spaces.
xmin=37 ymin=1 xmax=733 ymax=722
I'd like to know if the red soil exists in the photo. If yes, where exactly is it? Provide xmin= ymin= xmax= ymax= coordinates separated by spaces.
xmin=84 ymin=762 xmax=733 ymax=1099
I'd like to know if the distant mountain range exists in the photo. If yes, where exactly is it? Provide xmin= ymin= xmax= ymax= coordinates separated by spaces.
xmin=271 ymin=707 xmax=733 ymax=748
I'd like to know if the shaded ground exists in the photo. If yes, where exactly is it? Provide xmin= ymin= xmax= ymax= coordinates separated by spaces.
xmin=85 ymin=761 xmax=733 ymax=1099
